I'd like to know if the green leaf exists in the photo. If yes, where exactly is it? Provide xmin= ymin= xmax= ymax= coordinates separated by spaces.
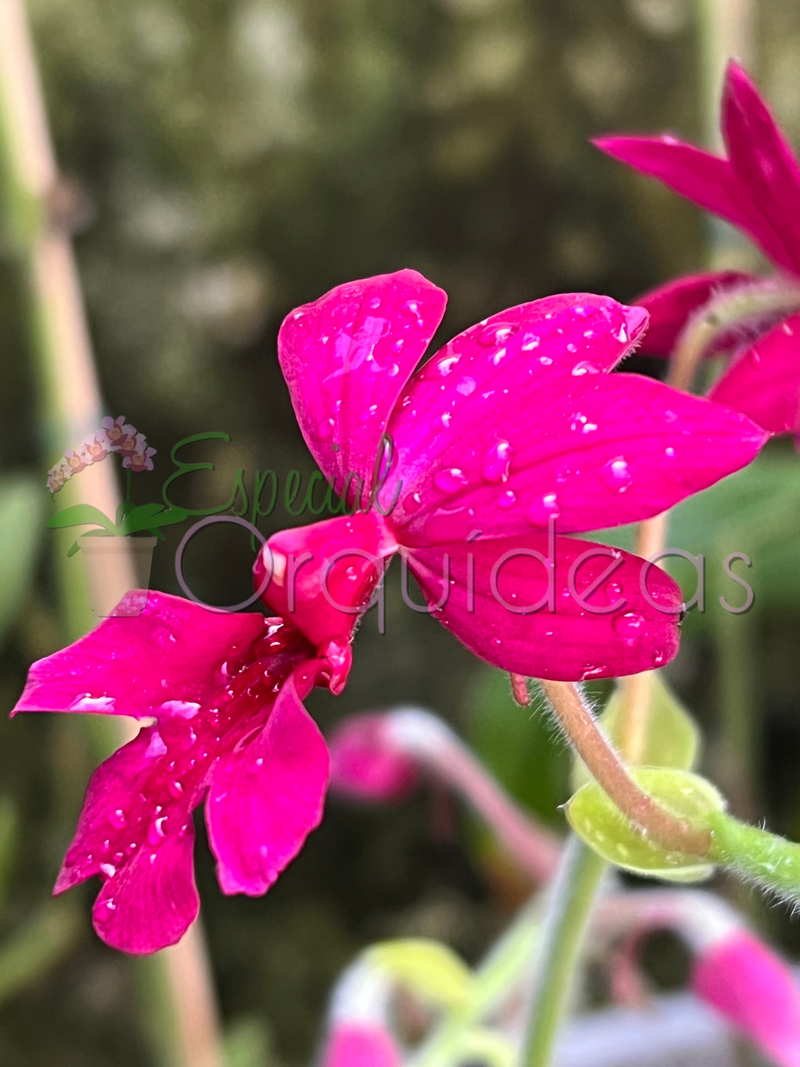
xmin=572 ymin=674 xmax=700 ymax=790
xmin=368 ymin=938 xmax=472 ymax=1010
xmin=46 ymin=503 xmax=116 ymax=532
xmin=566 ymin=768 xmax=725 ymax=882
xmin=455 ymin=1028 xmax=515 ymax=1067
xmin=0 ymin=478 xmax=44 ymax=647
xmin=120 ymin=504 xmax=188 ymax=535
xmin=708 ymin=811 xmax=800 ymax=905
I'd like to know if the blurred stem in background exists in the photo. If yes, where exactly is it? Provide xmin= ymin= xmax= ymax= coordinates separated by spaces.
xmin=519 ymin=838 xmax=606 ymax=1067
xmin=697 ymin=0 xmax=760 ymax=825
xmin=0 ymin=3 xmax=223 ymax=1065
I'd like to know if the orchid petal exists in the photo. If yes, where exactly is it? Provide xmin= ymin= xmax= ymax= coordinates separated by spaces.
xmin=407 ymin=534 xmax=682 ymax=680
xmin=257 ymin=512 xmax=397 ymax=659
xmin=594 ymin=135 xmax=795 ymax=274
xmin=709 ymin=314 xmax=800 ymax=434
xmin=388 ymin=362 xmax=767 ymax=543
xmin=206 ymin=678 xmax=329 ymax=895
xmin=323 ymin=1024 xmax=402 ymax=1067
xmin=92 ymin=820 xmax=199 ymax=954
xmin=329 ymin=713 xmax=419 ymax=802
xmin=278 ymin=270 xmax=447 ymax=501
xmin=722 ymin=62 xmax=800 ymax=275
xmin=12 ymin=590 xmax=267 ymax=720
xmin=692 ymin=930 xmax=800 ymax=1067
xmin=635 ymin=271 xmax=754 ymax=357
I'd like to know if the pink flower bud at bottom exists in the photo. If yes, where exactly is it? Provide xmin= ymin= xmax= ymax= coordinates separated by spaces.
xmin=323 ymin=1022 xmax=401 ymax=1067
xmin=328 ymin=713 xmax=419 ymax=802
xmin=692 ymin=930 xmax=800 ymax=1067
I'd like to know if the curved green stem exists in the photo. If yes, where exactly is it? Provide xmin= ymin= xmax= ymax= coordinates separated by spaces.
xmin=520 ymin=837 xmax=606 ymax=1067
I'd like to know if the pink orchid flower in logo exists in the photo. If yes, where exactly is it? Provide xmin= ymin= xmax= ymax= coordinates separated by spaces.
xmin=79 ymin=429 xmax=113 ymax=464
xmin=102 ymin=415 xmax=137 ymax=450
xmin=122 ymin=433 xmax=157 ymax=472
xmin=596 ymin=62 xmax=800 ymax=437
xmin=12 ymin=591 xmax=350 ymax=954
xmin=255 ymin=270 xmax=766 ymax=681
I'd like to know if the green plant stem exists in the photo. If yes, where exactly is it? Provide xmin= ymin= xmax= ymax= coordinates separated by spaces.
xmin=0 ymin=5 xmax=222 ymax=1066
xmin=520 ymin=837 xmax=606 ymax=1067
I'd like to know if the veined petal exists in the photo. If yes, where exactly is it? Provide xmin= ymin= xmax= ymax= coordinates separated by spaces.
xmin=594 ymin=136 xmax=796 ymax=274
xmin=257 ymin=512 xmax=397 ymax=660
xmin=12 ymin=590 xmax=267 ymax=720
xmin=407 ymin=534 xmax=682 ymax=680
xmin=206 ymin=678 xmax=329 ymax=895
xmin=722 ymin=62 xmax=800 ymax=275
xmin=388 ymin=367 xmax=767 ymax=544
xmin=92 ymin=821 xmax=199 ymax=954
xmin=709 ymin=314 xmax=800 ymax=434
xmin=278 ymin=270 xmax=447 ymax=501
xmin=636 ymin=271 xmax=754 ymax=357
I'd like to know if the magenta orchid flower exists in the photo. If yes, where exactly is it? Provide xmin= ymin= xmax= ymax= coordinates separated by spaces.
xmin=692 ymin=929 xmax=800 ymax=1067
xmin=11 ymin=591 xmax=351 ymax=954
xmin=329 ymin=713 xmax=420 ymax=803
xmin=322 ymin=1023 xmax=402 ymax=1067
xmin=596 ymin=62 xmax=800 ymax=436
xmin=255 ymin=269 xmax=766 ymax=681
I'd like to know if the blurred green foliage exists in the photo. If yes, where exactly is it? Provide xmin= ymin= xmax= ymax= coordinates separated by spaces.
xmin=0 ymin=1 xmax=800 ymax=1064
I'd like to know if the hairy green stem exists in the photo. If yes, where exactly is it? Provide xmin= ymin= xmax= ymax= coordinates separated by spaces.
xmin=520 ymin=837 xmax=606 ymax=1067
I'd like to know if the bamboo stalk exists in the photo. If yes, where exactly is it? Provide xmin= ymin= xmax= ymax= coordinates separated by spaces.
xmin=0 ymin=5 xmax=222 ymax=1066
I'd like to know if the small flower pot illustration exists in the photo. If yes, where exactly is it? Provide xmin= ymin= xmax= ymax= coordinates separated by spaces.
xmin=78 ymin=534 xmax=157 ymax=618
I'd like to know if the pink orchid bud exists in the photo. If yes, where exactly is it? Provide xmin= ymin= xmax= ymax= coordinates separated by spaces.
xmin=322 ymin=1022 xmax=401 ymax=1067
xmin=692 ymin=929 xmax=800 ymax=1067
xmin=329 ymin=713 xmax=419 ymax=802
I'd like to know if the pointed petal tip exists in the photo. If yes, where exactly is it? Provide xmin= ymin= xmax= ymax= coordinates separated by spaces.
xmin=622 ymin=303 xmax=649 ymax=344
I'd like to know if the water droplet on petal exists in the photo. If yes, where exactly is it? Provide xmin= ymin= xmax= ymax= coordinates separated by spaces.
xmin=404 ymin=492 xmax=422 ymax=513
xmin=402 ymin=300 xmax=424 ymax=326
xmin=437 ymin=355 xmax=459 ymax=376
xmin=434 ymin=468 xmax=469 ymax=493
xmin=664 ymin=446 xmax=675 ymax=459
xmin=497 ymin=489 xmax=517 ymax=509
xmin=490 ymin=636 xmax=502 ymax=648
xmin=482 ymin=439 xmax=513 ymax=482
xmin=613 ymin=612 xmax=645 ymax=646
xmin=456 ymin=375 xmax=476 ymax=396
xmin=600 ymin=456 xmax=633 ymax=492
xmin=652 ymin=649 xmax=666 ymax=667
xmin=388 ymin=363 xmax=400 ymax=377
xmin=581 ymin=663 xmax=607 ymax=679
xmin=368 ymin=296 xmax=381 ymax=310
xmin=526 ymin=492 xmax=560 ymax=526
xmin=571 ymin=360 xmax=600 ymax=376
xmin=109 ymin=809 xmax=126 ymax=829
xmin=317 ymin=417 xmax=335 ymax=440
xmin=478 ymin=322 xmax=519 ymax=348
xmin=521 ymin=332 xmax=540 ymax=351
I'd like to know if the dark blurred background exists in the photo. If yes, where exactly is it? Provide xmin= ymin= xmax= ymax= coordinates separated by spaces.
xmin=3 ymin=1 xmax=800 ymax=1064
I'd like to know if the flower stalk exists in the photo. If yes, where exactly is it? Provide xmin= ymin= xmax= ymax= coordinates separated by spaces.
xmin=540 ymin=681 xmax=710 ymax=855
xmin=520 ymin=837 xmax=607 ymax=1067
